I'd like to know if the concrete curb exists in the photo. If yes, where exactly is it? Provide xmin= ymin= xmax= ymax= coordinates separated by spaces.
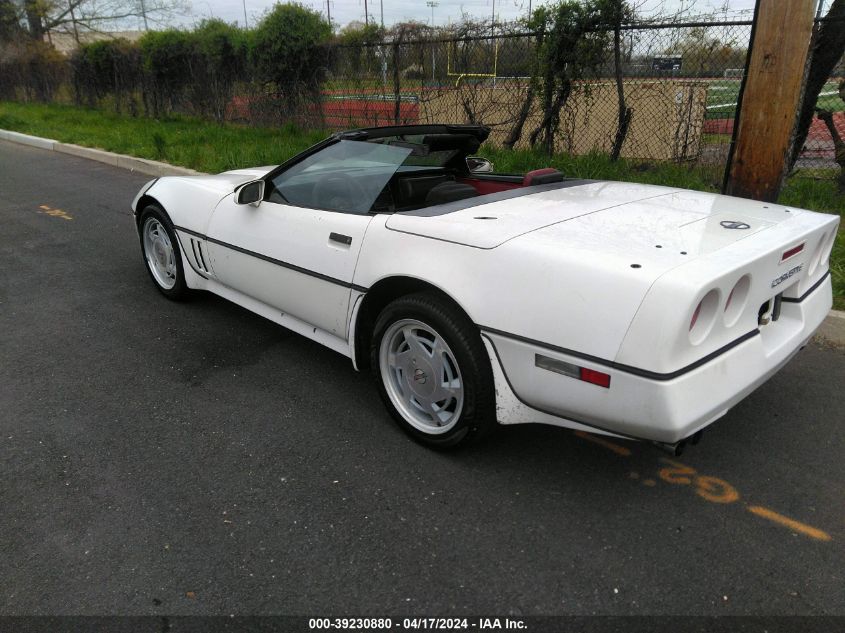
xmin=0 ymin=129 xmax=56 ymax=151
xmin=0 ymin=129 xmax=204 ymax=177
xmin=1 ymin=127 xmax=844 ymax=346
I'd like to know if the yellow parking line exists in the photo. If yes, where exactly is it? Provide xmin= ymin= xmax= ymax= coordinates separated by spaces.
xmin=573 ymin=431 xmax=632 ymax=456
xmin=39 ymin=205 xmax=51 ymax=210
xmin=746 ymin=505 xmax=832 ymax=542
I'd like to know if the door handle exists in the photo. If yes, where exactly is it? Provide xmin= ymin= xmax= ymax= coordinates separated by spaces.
xmin=329 ymin=232 xmax=352 ymax=245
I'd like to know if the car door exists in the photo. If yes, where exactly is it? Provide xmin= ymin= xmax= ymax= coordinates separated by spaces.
xmin=205 ymin=140 xmax=411 ymax=339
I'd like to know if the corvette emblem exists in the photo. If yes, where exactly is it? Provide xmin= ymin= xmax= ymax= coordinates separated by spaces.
xmin=413 ymin=369 xmax=427 ymax=384
xmin=772 ymin=264 xmax=803 ymax=288
xmin=720 ymin=220 xmax=751 ymax=230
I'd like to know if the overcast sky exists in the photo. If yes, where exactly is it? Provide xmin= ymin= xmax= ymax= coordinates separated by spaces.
xmin=167 ymin=0 xmax=770 ymax=30
xmin=163 ymin=0 xmax=834 ymax=32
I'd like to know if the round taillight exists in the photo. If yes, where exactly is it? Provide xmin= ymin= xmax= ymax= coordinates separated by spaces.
xmin=690 ymin=302 xmax=702 ymax=331
xmin=689 ymin=289 xmax=720 ymax=345
xmin=724 ymin=275 xmax=751 ymax=327
xmin=820 ymin=230 xmax=837 ymax=269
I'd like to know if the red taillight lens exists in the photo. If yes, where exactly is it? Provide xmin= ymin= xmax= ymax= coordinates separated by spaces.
xmin=580 ymin=367 xmax=611 ymax=388
xmin=690 ymin=301 xmax=702 ymax=331
xmin=781 ymin=243 xmax=805 ymax=262
xmin=536 ymin=354 xmax=612 ymax=389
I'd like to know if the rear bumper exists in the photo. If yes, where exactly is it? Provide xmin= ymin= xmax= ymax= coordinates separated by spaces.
xmin=483 ymin=273 xmax=832 ymax=443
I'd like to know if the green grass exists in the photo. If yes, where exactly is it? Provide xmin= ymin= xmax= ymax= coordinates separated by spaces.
xmin=479 ymin=146 xmax=724 ymax=191
xmin=0 ymin=101 xmax=327 ymax=173
xmin=780 ymin=178 xmax=845 ymax=310
xmin=1 ymin=99 xmax=842 ymax=309
xmin=703 ymin=80 xmax=843 ymax=120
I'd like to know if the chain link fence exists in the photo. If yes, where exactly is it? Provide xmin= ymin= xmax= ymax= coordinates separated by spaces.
xmin=322 ymin=21 xmax=754 ymax=171
xmin=1 ymin=18 xmax=842 ymax=180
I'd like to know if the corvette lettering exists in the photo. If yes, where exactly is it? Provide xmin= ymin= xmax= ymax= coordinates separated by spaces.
xmin=771 ymin=264 xmax=803 ymax=288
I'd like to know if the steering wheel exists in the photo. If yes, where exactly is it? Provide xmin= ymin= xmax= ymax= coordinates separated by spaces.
xmin=313 ymin=172 xmax=370 ymax=213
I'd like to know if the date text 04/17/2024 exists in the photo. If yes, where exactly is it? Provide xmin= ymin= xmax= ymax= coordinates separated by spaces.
xmin=308 ymin=618 xmax=527 ymax=630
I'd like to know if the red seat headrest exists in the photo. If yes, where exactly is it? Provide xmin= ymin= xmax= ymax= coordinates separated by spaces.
xmin=522 ymin=168 xmax=564 ymax=186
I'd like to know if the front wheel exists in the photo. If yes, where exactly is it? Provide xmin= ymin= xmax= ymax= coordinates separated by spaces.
xmin=371 ymin=292 xmax=496 ymax=448
xmin=138 ymin=204 xmax=189 ymax=300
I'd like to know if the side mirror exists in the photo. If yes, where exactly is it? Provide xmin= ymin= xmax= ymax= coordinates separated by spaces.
xmin=235 ymin=180 xmax=265 ymax=206
xmin=466 ymin=156 xmax=493 ymax=173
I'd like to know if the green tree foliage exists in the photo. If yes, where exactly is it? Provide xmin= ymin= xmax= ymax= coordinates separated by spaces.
xmin=137 ymin=22 xmax=248 ymax=119
xmin=528 ymin=0 xmax=631 ymax=154
xmin=72 ymin=39 xmax=141 ymax=113
xmin=338 ymin=20 xmax=385 ymax=46
xmin=139 ymin=29 xmax=194 ymax=115
xmin=0 ymin=0 xmax=21 ymax=42
xmin=251 ymin=3 xmax=331 ymax=90
xmin=190 ymin=19 xmax=250 ymax=120
xmin=335 ymin=20 xmax=385 ymax=78
xmin=0 ymin=39 xmax=66 ymax=101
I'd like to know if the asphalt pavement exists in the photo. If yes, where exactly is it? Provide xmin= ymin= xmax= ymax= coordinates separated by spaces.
xmin=1 ymin=139 xmax=844 ymax=618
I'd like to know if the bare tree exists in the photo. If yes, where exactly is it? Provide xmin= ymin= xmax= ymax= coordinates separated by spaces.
xmin=815 ymin=82 xmax=845 ymax=189
xmin=789 ymin=0 xmax=845 ymax=170
xmin=12 ymin=0 xmax=189 ymax=41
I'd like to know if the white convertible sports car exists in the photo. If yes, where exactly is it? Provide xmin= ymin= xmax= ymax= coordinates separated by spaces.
xmin=132 ymin=124 xmax=838 ymax=452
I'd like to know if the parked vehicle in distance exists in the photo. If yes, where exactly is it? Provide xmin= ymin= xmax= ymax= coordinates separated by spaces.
xmin=132 ymin=124 xmax=838 ymax=451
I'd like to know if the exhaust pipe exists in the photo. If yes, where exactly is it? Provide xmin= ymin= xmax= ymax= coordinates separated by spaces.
xmin=651 ymin=440 xmax=686 ymax=457
xmin=651 ymin=430 xmax=704 ymax=457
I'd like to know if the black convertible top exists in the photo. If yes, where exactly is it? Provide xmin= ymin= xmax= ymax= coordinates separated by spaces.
xmin=264 ymin=124 xmax=492 ymax=183
xmin=335 ymin=124 xmax=491 ymax=144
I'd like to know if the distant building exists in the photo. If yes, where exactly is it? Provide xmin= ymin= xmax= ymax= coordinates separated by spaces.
xmin=651 ymin=56 xmax=682 ymax=72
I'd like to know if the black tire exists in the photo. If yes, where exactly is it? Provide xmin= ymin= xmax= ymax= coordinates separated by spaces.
xmin=138 ymin=203 xmax=190 ymax=301
xmin=370 ymin=292 xmax=496 ymax=449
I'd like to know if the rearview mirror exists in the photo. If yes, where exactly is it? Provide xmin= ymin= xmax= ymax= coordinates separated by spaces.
xmin=235 ymin=180 xmax=264 ymax=206
xmin=466 ymin=156 xmax=493 ymax=173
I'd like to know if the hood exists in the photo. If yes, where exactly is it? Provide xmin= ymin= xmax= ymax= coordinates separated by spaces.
xmin=138 ymin=166 xmax=277 ymax=233
xmin=147 ymin=166 xmax=275 ymax=200
xmin=385 ymin=181 xmax=796 ymax=257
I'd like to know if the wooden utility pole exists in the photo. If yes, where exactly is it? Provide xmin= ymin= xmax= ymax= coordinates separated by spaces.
xmin=722 ymin=0 xmax=816 ymax=201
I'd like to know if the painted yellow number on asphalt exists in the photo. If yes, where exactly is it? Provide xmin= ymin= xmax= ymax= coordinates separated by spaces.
xmin=573 ymin=431 xmax=831 ymax=542
xmin=38 ymin=204 xmax=73 ymax=220
xmin=659 ymin=459 xmax=741 ymax=504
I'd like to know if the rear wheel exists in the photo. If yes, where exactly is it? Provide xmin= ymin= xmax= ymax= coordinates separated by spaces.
xmin=139 ymin=204 xmax=189 ymax=300
xmin=371 ymin=292 xmax=495 ymax=448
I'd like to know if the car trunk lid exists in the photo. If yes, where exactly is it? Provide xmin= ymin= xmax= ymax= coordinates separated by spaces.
xmin=385 ymin=181 xmax=684 ymax=249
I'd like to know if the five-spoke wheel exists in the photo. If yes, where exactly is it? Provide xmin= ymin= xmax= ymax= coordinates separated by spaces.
xmin=142 ymin=217 xmax=177 ymax=290
xmin=371 ymin=292 xmax=495 ymax=448
xmin=138 ymin=204 xmax=188 ymax=300
xmin=379 ymin=319 xmax=465 ymax=434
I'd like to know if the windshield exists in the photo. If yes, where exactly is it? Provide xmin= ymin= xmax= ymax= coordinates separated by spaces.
xmin=269 ymin=140 xmax=412 ymax=214
xmin=368 ymin=135 xmax=460 ymax=168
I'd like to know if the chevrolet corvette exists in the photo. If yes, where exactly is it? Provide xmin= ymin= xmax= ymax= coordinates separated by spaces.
xmin=132 ymin=124 xmax=838 ymax=451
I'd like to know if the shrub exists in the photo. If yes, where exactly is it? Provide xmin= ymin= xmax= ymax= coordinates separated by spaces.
xmin=72 ymin=39 xmax=141 ymax=113
xmin=190 ymin=19 xmax=250 ymax=120
xmin=0 ymin=40 xmax=68 ymax=102
xmin=139 ymin=29 xmax=195 ymax=116
xmin=251 ymin=2 xmax=331 ymax=113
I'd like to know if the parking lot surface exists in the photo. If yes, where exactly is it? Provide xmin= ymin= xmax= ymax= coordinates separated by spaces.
xmin=1 ymin=140 xmax=844 ymax=616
